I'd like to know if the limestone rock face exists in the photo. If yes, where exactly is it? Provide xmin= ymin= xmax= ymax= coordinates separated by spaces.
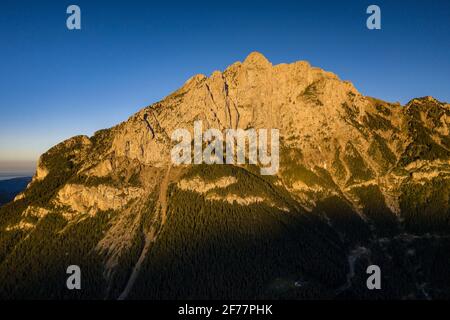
xmin=177 ymin=176 xmax=238 ymax=193
xmin=56 ymin=184 xmax=144 ymax=214
xmin=107 ymin=51 xmax=366 ymax=169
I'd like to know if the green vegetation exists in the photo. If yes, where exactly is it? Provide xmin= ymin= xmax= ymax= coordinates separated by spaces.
xmin=351 ymin=185 xmax=399 ymax=236
xmin=400 ymin=121 xmax=449 ymax=166
xmin=400 ymin=100 xmax=450 ymax=165
xmin=0 ymin=210 xmax=113 ymax=299
xmin=130 ymin=179 xmax=349 ymax=299
xmin=343 ymin=142 xmax=374 ymax=184
xmin=363 ymin=113 xmax=395 ymax=132
xmin=90 ymin=128 xmax=113 ymax=156
xmin=300 ymin=82 xmax=324 ymax=106
xmin=400 ymin=176 xmax=450 ymax=234
xmin=375 ymin=103 xmax=392 ymax=116
xmin=332 ymin=147 xmax=347 ymax=182
xmin=340 ymin=103 xmax=368 ymax=137
xmin=279 ymin=144 xmax=336 ymax=190
xmin=341 ymin=102 xmax=359 ymax=119
xmin=313 ymin=196 xmax=371 ymax=245
xmin=368 ymin=133 xmax=397 ymax=173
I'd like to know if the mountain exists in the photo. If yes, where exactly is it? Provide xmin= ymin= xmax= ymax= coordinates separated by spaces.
xmin=0 ymin=177 xmax=32 ymax=207
xmin=0 ymin=52 xmax=449 ymax=299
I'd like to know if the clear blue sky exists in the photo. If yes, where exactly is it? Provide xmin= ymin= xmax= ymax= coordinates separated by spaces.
xmin=1 ymin=0 xmax=449 ymax=173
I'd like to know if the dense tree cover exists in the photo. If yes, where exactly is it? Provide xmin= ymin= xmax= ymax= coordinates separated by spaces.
xmin=312 ymin=196 xmax=371 ymax=246
xmin=351 ymin=185 xmax=399 ymax=237
xmin=400 ymin=100 xmax=450 ymax=166
xmin=343 ymin=142 xmax=374 ymax=184
xmin=125 ymin=164 xmax=450 ymax=299
xmin=368 ymin=134 xmax=397 ymax=173
xmin=0 ymin=210 xmax=113 ymax=299
xmin=128 ymin=165 xmax=352 ymax=299
xmin=0 ymin=138 xmax=85 ymax=268
xmin=363 ymin=113 xmax=396 ymax=132
xmin=0 ymin=141 xmax=448 ymax=300
xmin=400 ymin=176 xmax=450 ymax=234
xmin=412 ymin=238 xmax=450 ymax=299
xmin=332 ymin=147 xmax=347 ymax=182
xmin=130 ymin=189 xmax=348 ymax=299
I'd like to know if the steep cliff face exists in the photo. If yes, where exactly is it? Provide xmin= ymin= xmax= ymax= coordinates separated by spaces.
xmin=0 ymin=53 xmax=449 ymax=300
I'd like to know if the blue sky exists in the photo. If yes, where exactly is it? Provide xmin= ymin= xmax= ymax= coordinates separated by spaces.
xmin=1 ymin=0 xmax=449 ymax=173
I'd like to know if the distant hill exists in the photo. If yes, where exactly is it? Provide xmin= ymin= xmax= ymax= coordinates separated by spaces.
xmin=0 ymin=177 xmax=32 ymax=206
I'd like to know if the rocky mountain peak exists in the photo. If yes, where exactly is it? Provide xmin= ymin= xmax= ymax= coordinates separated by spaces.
xmin=242 ymin=51 xmax=272 ymax=68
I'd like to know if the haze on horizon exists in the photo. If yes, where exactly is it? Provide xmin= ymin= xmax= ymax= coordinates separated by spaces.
xmin=1 ymin=0 xmax=449 ymax=173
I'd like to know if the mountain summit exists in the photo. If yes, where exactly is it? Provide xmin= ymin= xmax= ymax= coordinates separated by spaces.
xmin=0 ymin=53 xmax=449 ymax=299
